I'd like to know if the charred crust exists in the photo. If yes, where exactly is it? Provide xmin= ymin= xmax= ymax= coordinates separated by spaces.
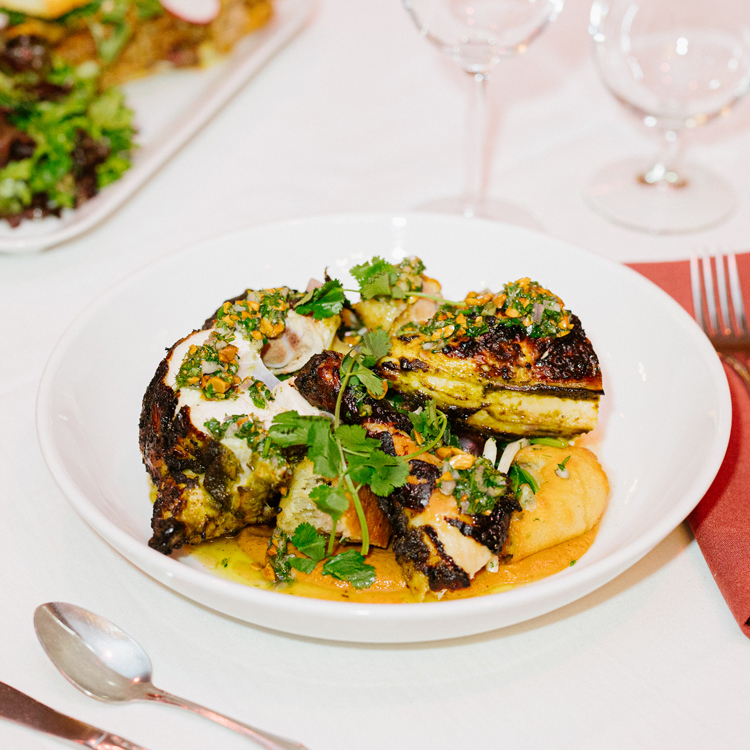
xmin=421 ymin=526 xmax=471 ymax=590
xmin=148 ymin=517 xmax=187 ymax=554
xmin=530 ymin=315 xmax=602 ymax=386
xmin=377 ymin=430 xmax=396 ymax=456
xmin=296 ymin=351 xmax=412 ymax=432
xmin=393 ymin=460 xmax=440 ymax=510
xmin=447 ymin=488 xmax=521 ymax=554
xmin=390 ymin=519 xmax=471 ymax=592
xmin=399 ymin=357 xmax=429 ymax=372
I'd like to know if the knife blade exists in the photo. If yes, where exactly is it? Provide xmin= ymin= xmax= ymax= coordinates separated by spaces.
xmin=0 ymin=681 xmax=149 ymax=749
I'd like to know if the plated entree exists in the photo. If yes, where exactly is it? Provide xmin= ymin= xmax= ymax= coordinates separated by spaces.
xmin=0 ymin=0 xmax=271 ymax=224
xmin=139 ymin=257 xmax=609 ymax=601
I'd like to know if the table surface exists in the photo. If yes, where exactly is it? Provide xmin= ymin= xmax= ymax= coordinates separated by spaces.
xmin=2 ymin=1 xmax=750 ymax=748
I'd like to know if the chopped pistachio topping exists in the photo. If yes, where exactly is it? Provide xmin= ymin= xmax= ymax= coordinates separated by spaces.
xmin=489 ymin=278 xmax=571 ymax=338
xmin=216 ymin=288 xmax=297 ymax=345
xmin=175 ymin=333 xmax=241 ymax=400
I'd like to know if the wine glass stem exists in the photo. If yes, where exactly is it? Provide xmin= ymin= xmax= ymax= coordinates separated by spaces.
xmin=464 ymin=70 xmax=489 ymax=218
xmin=641 ymin=129 xmax=686 ymax=188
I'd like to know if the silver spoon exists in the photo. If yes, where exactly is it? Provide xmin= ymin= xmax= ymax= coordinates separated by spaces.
xmin=34 ymin=602 xmax=309 ymax=750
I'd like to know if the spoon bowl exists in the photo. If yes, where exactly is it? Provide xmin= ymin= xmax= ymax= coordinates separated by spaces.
xmin=34 ymin=602 xmax=307 ymax=750
xmin=34 ymin=602 xmax=153 ymax=703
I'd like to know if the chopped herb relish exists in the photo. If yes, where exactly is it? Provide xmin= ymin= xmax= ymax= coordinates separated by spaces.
xmin=400 ymin=303 xmax=489 ymax=351
xmin=216 ymin=288 xmax=295 ymax=345
xmin=397 ymin=278 xmax=571 ymax=347
xmin=175 ymin=336 xmax=240 ymax=400
xmin=492 ymin=278 xmax=571 ymax=338
xmin=248 ymin=380 xmax=273 ymax=409
xmin=439 ymin=456 xmax=507 ymax=516
xmin=204 ymin=414 xmax=283 ymax=461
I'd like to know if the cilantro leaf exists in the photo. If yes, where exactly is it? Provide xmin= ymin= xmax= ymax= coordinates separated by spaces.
xmin=350 ymin=257 xmax=393 ymax=285
xmin=322 ymin=549 xmax=376 ymax=589
xmin=334 ymin=424 xmax=373 ymax=453
xmin=289 ymin=557 xmax=316 ymax=574
xmin=360 ymin=328 xmax=391 ymax=365
xmin=360 ymin=272 xmax=393 ymax=300
xmin=295 ymin=279 xmax=346 ymax=319
xmin=309 ymin=484 xmax=349 ymax=519
xmin=409 ymin=400 xmax=444 ymax=443
xmin=307 ymin=420 xmax=342 ymax=477
xmin=268 ymin=412 xmax=329 ymax=447
xmin=348 ymin=451 xmax=410 ymax=496
xmin=291 ymin=522 xmax=327 ymax=562
xmin=351 ymin=366 xmax=386 ymax=398
xmin=334 ymin=424 xmax=410 ymax=496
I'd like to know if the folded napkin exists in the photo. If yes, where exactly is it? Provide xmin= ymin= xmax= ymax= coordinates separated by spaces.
xmin=629 ymin=254 xmax=750 ymax=640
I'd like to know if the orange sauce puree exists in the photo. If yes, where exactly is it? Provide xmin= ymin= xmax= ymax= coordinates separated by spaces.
xmin=188 ymin=524 xmax=598 ymax=604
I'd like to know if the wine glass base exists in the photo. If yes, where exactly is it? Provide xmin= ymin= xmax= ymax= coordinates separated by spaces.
xmin=415 ymin=196 xmax=545 ymax=232
xmin=584 ymin=159 xmax=736 ymax=234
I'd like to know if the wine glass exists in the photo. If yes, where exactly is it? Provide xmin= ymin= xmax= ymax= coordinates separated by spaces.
xmin=403 ymin=0 xmax=564 ymax=224
xmin=585 ymin=0 xmax=750 ymax=233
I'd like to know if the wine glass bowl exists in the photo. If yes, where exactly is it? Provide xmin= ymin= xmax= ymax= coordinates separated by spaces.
xmin=405 ymin=0 xmax=563 ymax=73
xmin=586 ymin=0 xmax=750 ymax=233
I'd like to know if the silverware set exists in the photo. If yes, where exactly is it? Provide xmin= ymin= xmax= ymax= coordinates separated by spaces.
xmin=0 ymin=603 xmax=309 ymax=750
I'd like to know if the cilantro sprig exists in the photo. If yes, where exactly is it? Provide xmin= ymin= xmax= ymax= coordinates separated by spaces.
xmin=405 ymin=399 xmax=448 ymax=459
xmin=268 ymin=411 xmax=409 ymax=556
xmin=271 ymin=524 xmax=376 ymax=588
xmin=294 ymin=279 xmax=346 ymax=319
xmin=348 ymin=256 xmax=453 ymax=306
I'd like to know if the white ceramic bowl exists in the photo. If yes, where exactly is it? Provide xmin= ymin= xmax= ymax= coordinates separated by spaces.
xmin=36 ymin=213 xmax=731 ymax=643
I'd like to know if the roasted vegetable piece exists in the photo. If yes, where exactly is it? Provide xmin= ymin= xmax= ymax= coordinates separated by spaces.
xmin=377 ymin=281 xmax=603 ymax=438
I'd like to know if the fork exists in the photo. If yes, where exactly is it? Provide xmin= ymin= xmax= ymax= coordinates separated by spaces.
xmin=690 ymin=252 xmax=750 ymax=393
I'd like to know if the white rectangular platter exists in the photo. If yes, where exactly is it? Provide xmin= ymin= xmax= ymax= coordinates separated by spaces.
xmin=0 ymin=0 xmax=314 ymax=255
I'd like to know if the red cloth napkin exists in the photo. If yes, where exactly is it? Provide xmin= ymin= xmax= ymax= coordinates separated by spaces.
xmin=629 ymin=255 xmax=750 ymax=640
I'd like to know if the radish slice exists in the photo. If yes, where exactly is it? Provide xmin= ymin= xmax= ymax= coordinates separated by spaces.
xmin=160 ymin=0 xmax=220 ymax=25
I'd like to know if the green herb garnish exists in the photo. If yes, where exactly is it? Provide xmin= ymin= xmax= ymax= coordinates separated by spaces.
xmin=321 ymin=549 xmax=376 ymax=589
xmin=294 ymin=279 xmax=345 ymax=319
xmin=508 ymin=464 xmax=540 ymax=497
xmin=449 ymin=456 xmax=507 ymax=516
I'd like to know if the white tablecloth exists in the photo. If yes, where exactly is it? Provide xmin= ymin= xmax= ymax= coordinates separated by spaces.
xmin=2 ymin=1 xmax=750 ymax=748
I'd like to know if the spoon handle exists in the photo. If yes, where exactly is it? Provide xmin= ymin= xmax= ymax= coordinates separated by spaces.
xmin=146 ymin=688 xmax=310 ymax=750
xmin=92 ymin=735 xmax=151 ymax=750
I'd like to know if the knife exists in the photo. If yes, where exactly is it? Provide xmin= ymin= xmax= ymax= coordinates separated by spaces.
xmin=0 ymin=681 xmax=149 ymax=749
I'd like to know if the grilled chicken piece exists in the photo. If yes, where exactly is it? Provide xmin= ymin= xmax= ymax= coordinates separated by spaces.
xmin=377 ymin=281 xmax=603 ymax=438
xmin=140 ymin=359 xmax=289 ymax=553
xmin=141 ymin=287 xmax=337 ymax=554
xmin=295 ymin=351 xmax=520 ymax=596
xmin=276 ymin=458 xmax=392 ymax=548
xmin=202 ymin=287 xmax=340 ymax=375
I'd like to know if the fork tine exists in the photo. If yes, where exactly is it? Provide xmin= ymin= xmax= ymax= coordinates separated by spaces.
xmin=701 ymin=253 xmax=719 ymax=334
xmin=690 ymin=254 xmax=706 ymax=332
xmin=727 ymin=252 xmax=748 ymax=336
xmin=715 ymin=253 xmax=732 ymax=336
